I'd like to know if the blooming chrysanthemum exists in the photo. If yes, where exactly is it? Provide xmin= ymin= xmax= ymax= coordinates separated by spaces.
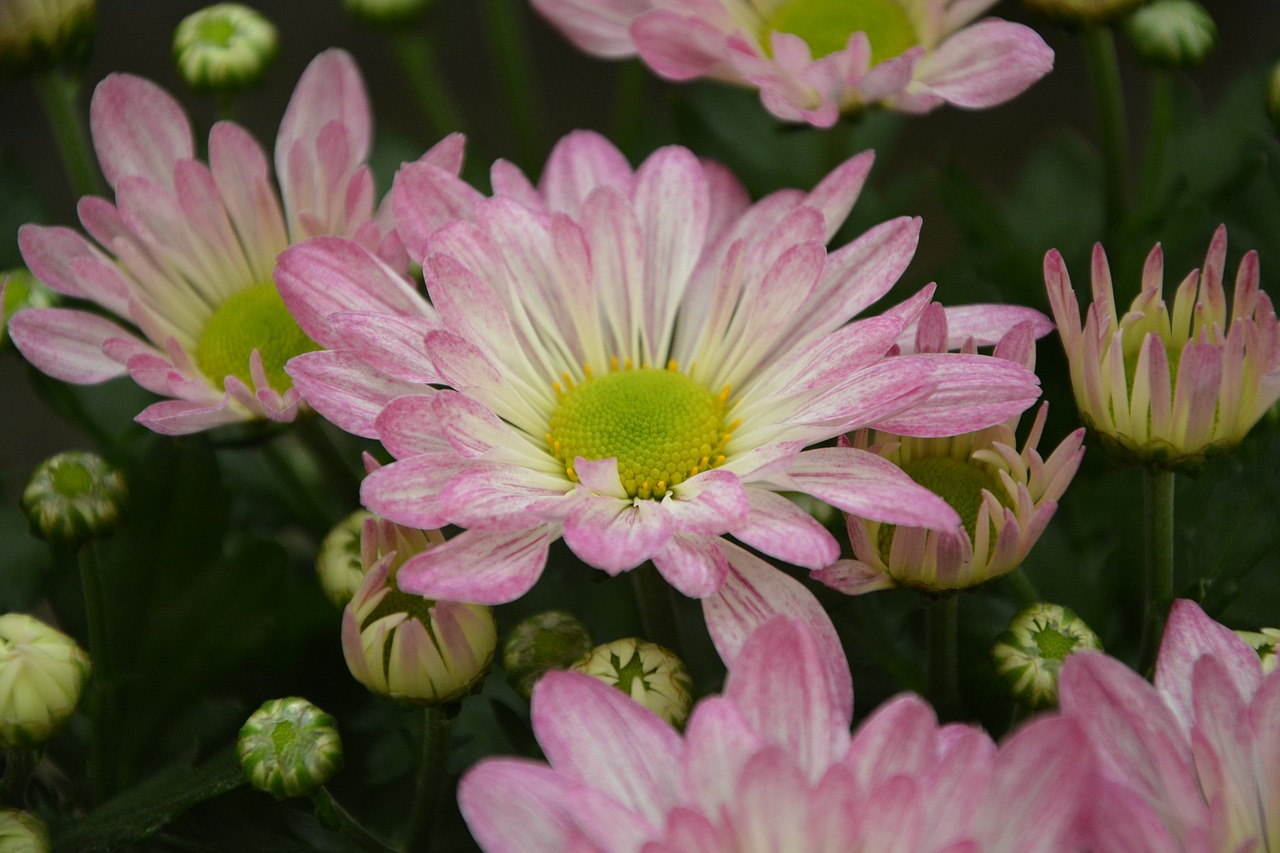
xmin=528 ymin=0 xmax=1054 ymax=126
xmin=9 ymin=49 xmax=462 ymax=434
xmin=1046 ymin=225 xmax=1280 ymax=472
xmin=1059 ymin=599 xmax=1280 ymax=853
xmin=459 ymin=615 xmax=1093 ymax=853
xmin=815 ymin=303 xmax=1085 ymax=594
xmin=279 ymin=131 xmax=1041 ymax=604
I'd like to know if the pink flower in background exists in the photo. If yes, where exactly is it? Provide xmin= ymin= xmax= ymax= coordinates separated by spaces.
xmin=529 ymin=0 xmax=1053 ymax=126
xmin=1059 ymin=599 xmax=1280 ymax=853
xmin=279 ymin=130 xmax=1041 ymax=605
xmin=9 ymin=49 xmax=462 ymax=434
xmin=459 ymin=614 xmax=1093 ymax=853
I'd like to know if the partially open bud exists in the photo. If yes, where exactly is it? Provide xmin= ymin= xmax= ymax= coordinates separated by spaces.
xmin=0 ymin=0 xmax=95 ymax=80
xmin=0 ymin=613 xmax=91 ymax=748
xmin=22 ymin=451 xmax=126 ymax=543
xmin=237 ymin=697 xmax=342 ymax=799
xmin=172 ymin=3 xmax=277 ymax=94
xmin=342 ymin=0 xmax=430 ymax=27
xmin=1235 ymin=627 xmax=1279 ymax=675
xmin=570 ymin=638 xmax=693 ymax=729
xmin=0 ymin=810 xmax=50 ymax=853
xmin=2 ymin=269 xmax=58 ymax=349
xmin=502 ymin=611 xmax=593 ymax=700
xmin=315 ymin=510 xmax=371 ymax=608
xmin=1124 ymin=0 xmax=1216 ymax=68
xmin=992 ymin=603 xmax=1102 ymax=709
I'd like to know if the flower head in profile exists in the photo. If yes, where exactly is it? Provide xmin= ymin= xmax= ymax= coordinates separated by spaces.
xmin=528 ymin=0 xmax=1053 ymax=126
xmin=1046 ymin=225 xmax=1280 ymax=473
xmin=9 ymin=49 xmax=463 ymax=434
xmin=816 ymin=303 xmax=1085 ymax=595
xmin=280 ymin=130 xmax=1040 ymax=606
xmin=1059 ymin=599 xmax=1280 ymax=853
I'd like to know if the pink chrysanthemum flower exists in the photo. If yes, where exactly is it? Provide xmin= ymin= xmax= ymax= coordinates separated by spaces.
xmin=1046 ymin=225 xmax=1280 ymax=473
xmin=9 ymin=49 xmax=462 ymax=434
xmin=817 ymin=304 xmax=1086 ymax=594
xmin=1059 ymin=599 xmax=1280 ymax=853
xmin=278 ymin=131 xmax=1041 ymax=604
xmin=459 ymin=613 xmax=1093 ymax=853
xmin=529 ymin=0 xmax=1054 ymax=127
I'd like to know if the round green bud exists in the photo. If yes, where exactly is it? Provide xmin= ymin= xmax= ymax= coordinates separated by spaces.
xmin=2 ymin=269 xmax=58 ymax=349
xmin=992 ymin=603 xmax=1102 ymax=710
xmin=22 ymin=451 xmax=126 ymax=543
xmin=1020 ymin=0 xmax=1143 ymax=26
xmin=502 ymin=611 xmax=594 ymax=700
xmin=1235 ymin=628 xmax=1279 ymax=676
xmin=172 ymin=3 xmax=277 ymax=95
xmin=315 ymin=510 xmax=372 ymax=608
xmin=237 ymin=697 xmax=342 ymax=799
xmin=1124 ymin=0 xmax=1216 ymax=68
xmin=342 ymin=0 xmax=431 ymax=27
xmin=0 ymin=810 xmax=50 ymax=853
xmin=0 ymin=0 xmax=95 ymax=80
xmin=0 ymin=613 xmax=91 ymax=749
xmin=571 ymin=638 xmax=694 ymax=729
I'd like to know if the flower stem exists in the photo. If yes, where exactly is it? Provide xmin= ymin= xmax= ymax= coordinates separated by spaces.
xmin=393 ymin=30 xmax=469 ymax=141
xmin=926 ymin=594 xmax=961 ymax=720
xmin=1138 ymin=70 xmax=1172 ymax=220
xmin=480 ymin=0 xmax=547 ymax=169
xmin=32 ymin=70 xmax=102 ymax=201
xmin=311 ymin=786 xmax=398 ymax=853
xmin=1141 ymin=467 xmax=1175 ymax=670
xmin=294 ymin=416 xmax=362 ymax=505
xmin=402 ymin=705 xmax=455 ymax=853
xmin=1084 ymin=26 xmax=1130 ymax=241
xmin=77 ymin=540 xmax=116 ymax=802
xmin=630 ymin=562 xmax=685 ymax=658
xmin=2 ymin=748 xmax=36 ymax=805
xmin=610 ymin=61 xmax=647 ymax=155
xmin=1004 ymin=568 xmax=1041 ymax=608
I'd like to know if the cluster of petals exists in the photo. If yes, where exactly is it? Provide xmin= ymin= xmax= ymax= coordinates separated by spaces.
xmin=8 ymin=49 xmax=458 ymax=434
xmin=1059 ymin=599 xmax=1280 ymax=853
xmin=1046 ymin=225 xmax=1280 ymax=472
xmin=459 ymin=606 xmax=1094 ymax=853
xmin=817 ymin=303 xmax=1086 ymax=594
xmin=279 ymin=129 xmax=1041 ymax=605
xmin=529 ymin=0 xmax=1054 ymax=126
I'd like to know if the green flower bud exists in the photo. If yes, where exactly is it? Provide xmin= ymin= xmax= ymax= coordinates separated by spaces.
xmin=1124 ymin=0 xmax=1216 ymax=68
xmin=0 ymin=0 xmax=95 ymax=80
xmin=237 ymin=697 xmax=342 ymax=799
xmin=315 ymin=510 xmax=371 ymax=608
xmin=172 ymin=3 xmax=277 ymax=95
xmin=571 ymin=638 xmax=694 ymax=729
xmin=992 ymin=603 xmax=1102 ymax=710
xmin=1020 ymin=0 xmax=1143 ymax=27
xmin=0 ymin=810 xmax=50 ymax=853
xmin=342 ymin=0 xmax=431 ymax=27
xmin=0 ymin=613 xmax=91 ymax=749
xmin=1235 ymin=628 xmax=1279 ymax=676
xmin=22 ymin=451 xmax=126 ymax=543
xmin=2 ymin=270 xmax=58 ymax=349
xmin=503 ymin=611 xmax=593 ymax=700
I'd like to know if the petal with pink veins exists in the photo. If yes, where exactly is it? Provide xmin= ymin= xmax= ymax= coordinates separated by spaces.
xmin=396 ymin=526 xmax=555 ymax=604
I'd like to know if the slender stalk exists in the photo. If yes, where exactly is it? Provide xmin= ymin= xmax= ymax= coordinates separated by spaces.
xmin=393 ymin=31 xmax=469 ymax=140
xmin=925 ymin=594 xmax=961 ymax=720
xmin=259 ymin=441 xmax=333 ymax=534
xmin=32 ymin=70 xmax=102 ymax=200
xmin=401 ymin=706 xmax=454 ymax=853
xmin=2 ymin=748 xmax=36 ymax=805
xmin=78 ymin=540 xmax=115 ymax=802
xmin=480 ymin=0 xmax=548 ymax=169
xmin=1084 ymin=26 xmax=1130 ymax=241
xmin=629 ymin=562 xmax=685 ymax=658
xmin=1140 ymin=468 xmax=1175 ymax=670
xmin=1005 ymin=567 xmax=1040 ymax=608
xmin=311 ymin=786 xmax=398 ymax=853
xmin=1138 ymin=70 xmax=1173 ymax=221
xmin=294 ymin=417 xmax=362 ymax=504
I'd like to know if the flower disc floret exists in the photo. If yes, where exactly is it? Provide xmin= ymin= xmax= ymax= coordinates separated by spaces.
xmin=898 ymin=455 xmax=1007 ymax=542
xmin=193 ymin=283 xmax=318 ymax=392
xmin=765 ymin=0 xmax=916 ymax=63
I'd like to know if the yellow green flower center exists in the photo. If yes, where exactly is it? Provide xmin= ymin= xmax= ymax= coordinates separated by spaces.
xmin=878 ymin=456 xmax=1011 ymax=559
xmin=197 ymin=16 xmax=240 ymax=48
xmin=763 ymin=0 xmax=918 ymax=63
xmin=546 ymin=360 xmax=735 ymax=500
xmin=1033 ymin=624 xmax=1079 ymax=661
xmin=194 ymin=283 xmax=319 ymax=393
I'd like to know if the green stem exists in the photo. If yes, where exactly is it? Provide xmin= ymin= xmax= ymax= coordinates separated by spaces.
xmin=401 ymin=706 xmax=455 ymax=853
xmin=311 ymin=786 xmax=398 ymax=853
xmin=480 ymin=0 xmax=547 ymax=169
xmin=294 ymin=417 xmax=362 ymax=505
xmin=925 ymin=595 xmax=961 ymax=720
xmin=78 ymin=540 xmax=115 ymax=802
xmin=1138 ymin=70 xmax=1173 ymax=222
xmin=1084 ymin=26 xmax=1130 ymax=241
xmin=259 ymin=441 xmax=333 ymax=534
xmin=393 ymin=31 xmax=470 ymax=141
xmin=32 ymin=70 xmax=102 ymax=200
xmin=1005 ymin=568 xmax=1040 ymax=608
xmin=610 ymin=61 xmax=647 ymax=155
xmin=629 ymin=562 xmax=685 ymax=658
xmin=1141 ymin=468 xmax=1175 ymax=670
xmin=2 ymin=748 xmax=36 ymax=806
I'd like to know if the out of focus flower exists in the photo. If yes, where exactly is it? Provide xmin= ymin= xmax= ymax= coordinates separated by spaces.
xmin=237 ymin=696 xmax=342 ymax=799
xmin=503 ymin=611 xmax=593 ymax=700
xmin=343 ymin=0 xmax=429 ymax=27
xmin=2 ymin=270 xmax=57 ymax=348
xmin=172 ymin=3 xmax=277 ymax=94
xmin=9 ymin=49 xmax=463 ymax=435
xmin=280 ymin=130 xmax=1040 ymax=608
xmin=1269 ymin=62 xmax=1280 ymax=133
xmin=0 ymin=0 xmax=94 ymax=79
xmin=316 ymin=509 xmax=372 ymax=607
xmin=1059 ymin=599 xmax=1280 ymax=852
xmin=993 ymin=602 xmax=1102 ymax=709
xmin=1046 ymin=226 xmax=1280 ymax=473
xmin=0 ymin=810 xmax=50 ymax=853
xmin=0 ymin=613 xmax=91 ymax=748
xmin=1124 ymin=0 xmax=1215 ymax=68
xmin=1235 ymin=627 xmax=1279 ymax=675
xmin=22 ymin=450 xmax=126 ymax=543
xmin=529 ymin=0 xmax=1053 ymax=127
xmin=460 ymin=616 xmax=1092 ymax=852
xmin=1021 ymin=0 xmax=1143 ymax=26
xmin=570 ymin=638 xmax=693 ymax=729
xmin=816 ymin=305 xmax=1084 ymax=594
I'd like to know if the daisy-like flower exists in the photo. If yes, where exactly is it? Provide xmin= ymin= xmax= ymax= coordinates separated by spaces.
xmin=279 ymin=130 xmax=1041 ymax=604
xmin=459 ymin=613 xmax=1093 ymax=853
xmin=8 ymin=49 xmax=463 ymax=435
xmin=528 ymin=0 xmax=1053 ymax=127
xmin=1059 ymin=599 xmax=1280 ymax=853
xmin=815 ymin=303 xmax=1085 ymax=595
xmin=1046 ymin=225 xmax=1280 ymax=473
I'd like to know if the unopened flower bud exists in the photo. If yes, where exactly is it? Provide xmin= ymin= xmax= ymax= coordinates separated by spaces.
xmin=1235 ymin=628 xmax=1279 ymax=675
xmin=0 ymin=810 xmax=50 ymax=853
xmin=503 ymin=611 xmax=593 ymax=700
xmin=1020 ymin=0 xmax=1142 ymax=27
xmin=0 ymin=613 xmax=91 ymax=748
xmin=315 ymin=510 xmax=370 ymax=607
xmin=570 ymin=638 xmax=693 ymax=729
xmin=22 ymin=451 xmax=126 ymax=543
xmin=0 ymin=0 xmax=95 ymax=80
xmin=172 ymin=3 xmax=277 ymax=94
xmin=237 ymin=697 xmax=342 ymax=799
xmin=342 ymin=0 xmax=430 ymax=27
xmin=2 ymin=269 xmax=58 ymax=348
xmin=992 ymin=603 xmax=1102 ymax=710
xmin=1125 ymin=0 xmax=1216 ymax=68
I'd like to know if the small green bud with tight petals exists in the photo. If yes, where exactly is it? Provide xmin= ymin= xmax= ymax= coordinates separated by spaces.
xmin=2 ymin=269 xmax=58 ymax=349
xmin=0 ymin=0 xmax=95 ymax=80
xmin=1235 ymin=628 xmax=1279 ymax=675
xmin=1020 ymin=0 xmax=1142 ymax=27
xmin=315 ymin=510 xmax=371 ymax=608
xmin=237 ymin=697 xmax=342 ymax=799
xmin=173 ymin=3 xmax=277 ymax=94
xmin=0 ymin=613 xmax=91 ymax=749
xmin=22 ymin=451 xmax=126 ymax=544
xmin=571 ymin=638 xmax=693 ymax=729
xmin=343 ymin=0 xmax=430 ymax=27
xmin=0 ymin=810 xmax=50 ymax=853
xmin=1124 ymin=0 xmax=1215 ymax=68
xmin=503 ymin=611 xmax=593 ymax=700
xmin=993 ymin=603 xmax=1102 ymax=710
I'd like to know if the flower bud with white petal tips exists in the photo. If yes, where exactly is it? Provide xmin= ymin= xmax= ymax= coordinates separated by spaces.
xmin=1235 ymin=628 xmax=1279 ymax=675
xmin=570 ymin=638 xmax=693 ymax=729
xmin=0 ymin=810 xmax=50 ymax=853
xmin=2 ymin=269 xmax=58 ymax=349
xmin=993 ymin=603 xmax=1102 ymax=709
xmin=503 ymin=611 xmax=593 ymax=700
xmin=237 ymin=697 xmax=342 ymax=799
xmin=343 ymin=0 xmax=430 ymax=27
xmin=1124 ymin=0 xmax=1216 ymax=68
xmin=0 ymin=0 xmax=95 ymax=80
xmin=22 ymin=451 xmax=126 ymax=543
xmin=0 ymin=613 xmax=91 ymax=748
xmin=1020 ymin=0 xmax=1143 ymax=27
xmin=316 ymin=510 xmax=372 ymax=608
xmin=172 ymin=3 xmax=277 ymax=94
